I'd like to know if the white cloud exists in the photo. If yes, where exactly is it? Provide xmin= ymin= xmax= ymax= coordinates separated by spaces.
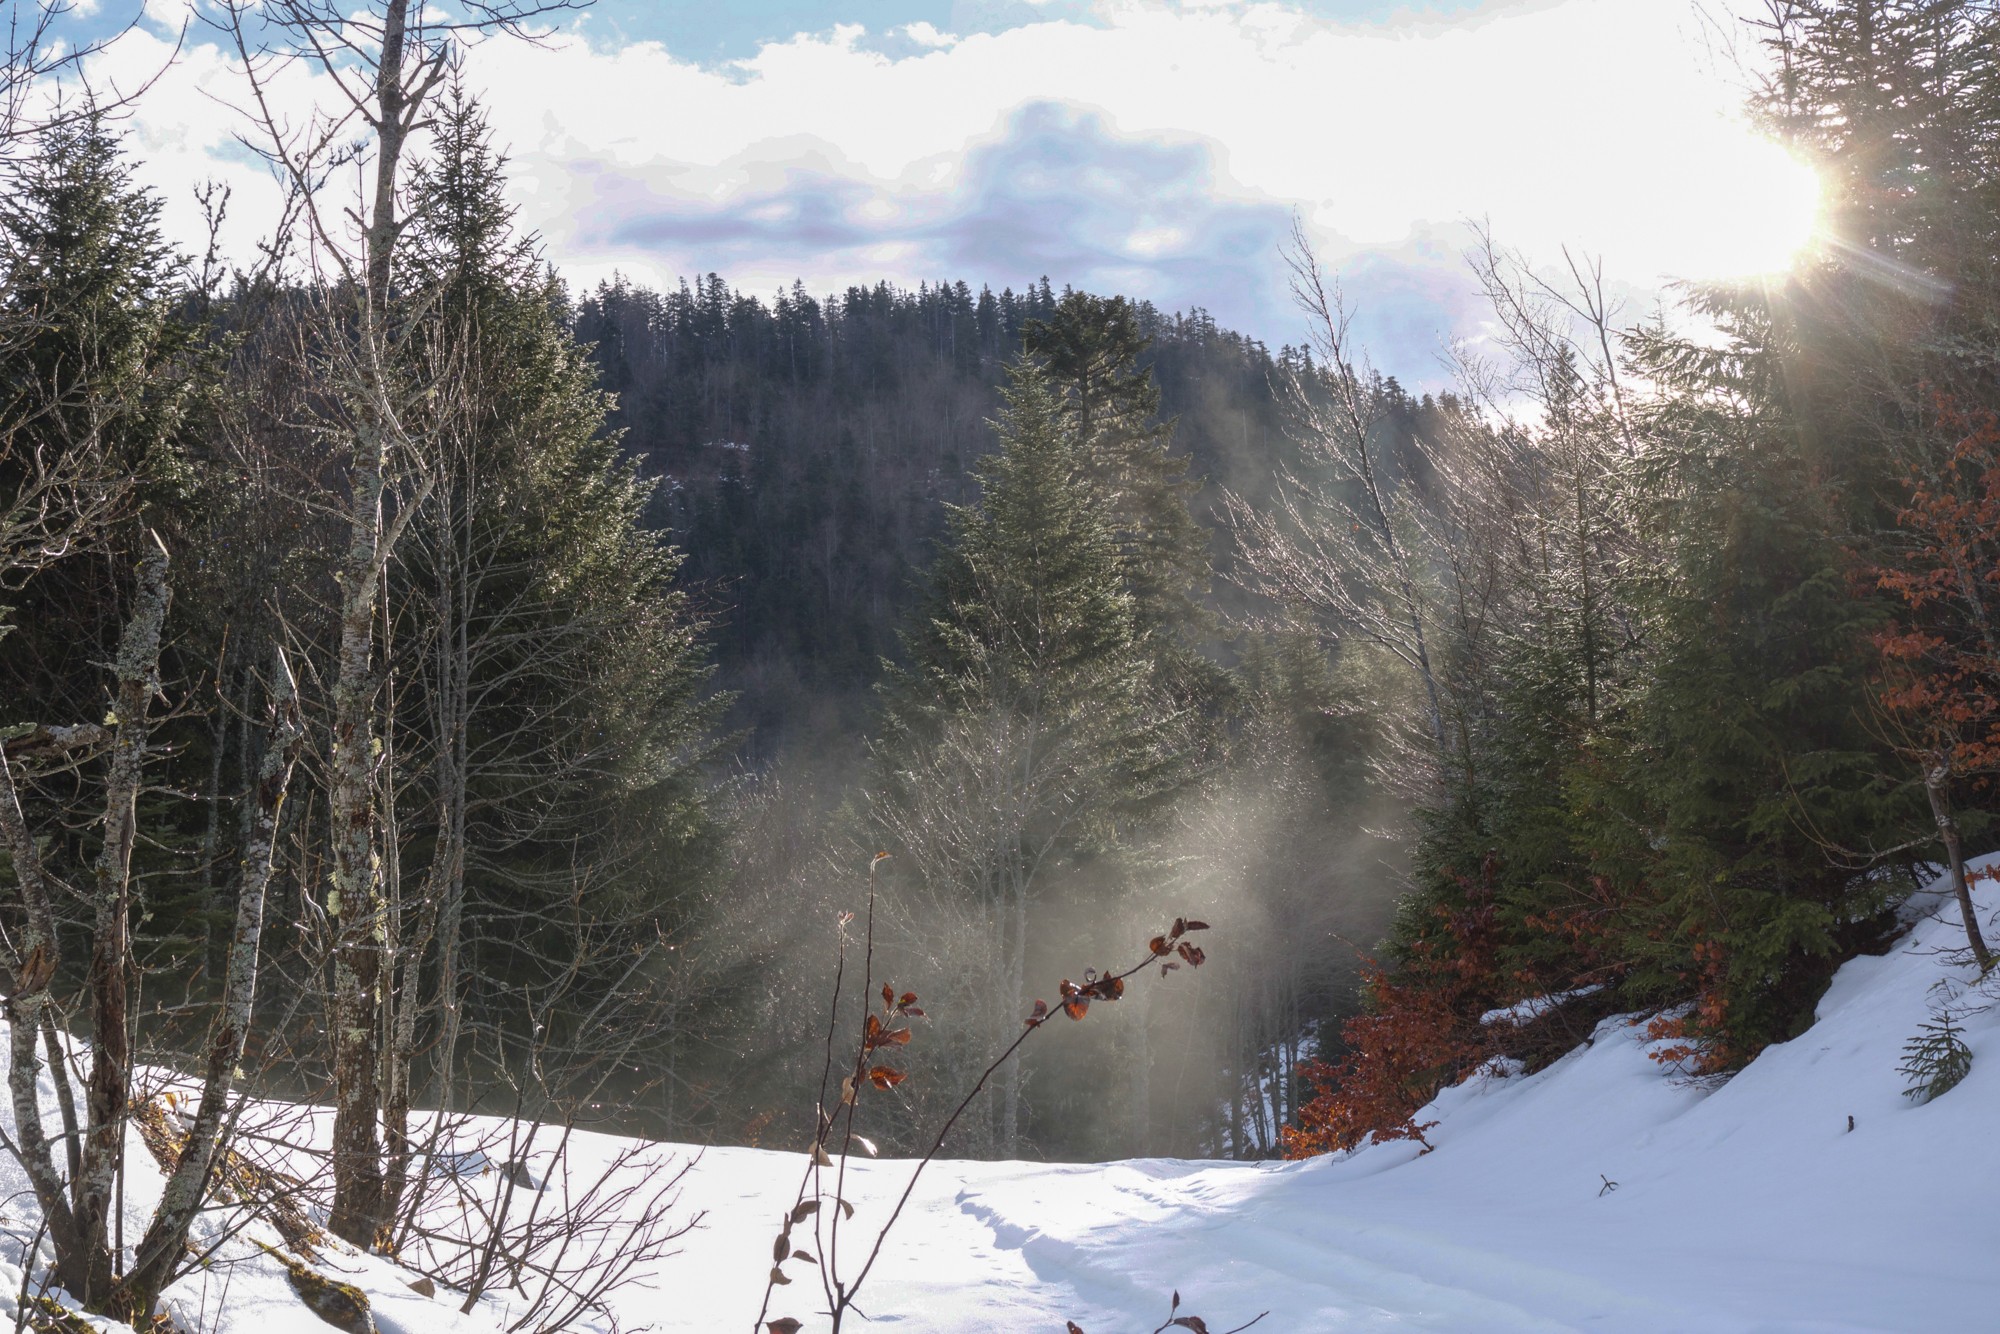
xmin=88 ymin=0 xmax=1793 ymax=363
xmin=900 ymin=21 xmax=958 ymax=48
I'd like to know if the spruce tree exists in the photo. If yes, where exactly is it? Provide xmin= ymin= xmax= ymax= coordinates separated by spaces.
xmin=386 ymin=89 xmax=722 ymax=1131
xmin=872 ymin=363 xmax=1180 ymax=1154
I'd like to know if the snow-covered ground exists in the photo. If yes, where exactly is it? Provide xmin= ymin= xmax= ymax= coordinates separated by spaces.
xmin=7 ymin=863 xmax=1999 ymax=1333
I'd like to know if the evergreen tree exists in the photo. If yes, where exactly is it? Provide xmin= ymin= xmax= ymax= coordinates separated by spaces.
xmin=386 ymin=89 xmax=723 ymax=1138
xmin=870 ymin=363 xmax=1183 ymax=1154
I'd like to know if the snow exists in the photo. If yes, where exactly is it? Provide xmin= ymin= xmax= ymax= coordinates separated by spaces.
xmin=6 ymin=861 xmax=2000 ymax=1334
xmin=1479 ymin=984 xmax=1607 ymax=1028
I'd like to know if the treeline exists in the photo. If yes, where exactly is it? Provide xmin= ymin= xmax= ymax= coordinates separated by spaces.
xmin=574 ymin=270 xmax=1314 ymax=748
xmin=1279 ymin=0 xmax=2000 ymax=1153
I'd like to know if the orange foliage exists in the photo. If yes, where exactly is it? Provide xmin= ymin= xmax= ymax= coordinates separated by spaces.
xmin=1282 ymin=865 xmax=1500 ymax=1158
xmin=1874 ymin=396 xmax=2000 ymax=776
xmin=1281 ymin=962 xmax=1476 ymax=1156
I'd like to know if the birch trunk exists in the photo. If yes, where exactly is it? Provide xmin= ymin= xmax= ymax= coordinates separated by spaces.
xmin=70 ymin=538 xmax=170 ymax=1306
xmin=118 ymin=646 xmax=304 ymax=1319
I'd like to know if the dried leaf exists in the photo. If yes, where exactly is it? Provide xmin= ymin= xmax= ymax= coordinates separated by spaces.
xmin=773 ymin=1234 xmax=789 ymax=1262
xmin=883 ymin=982 xmax=895 ymax=1009
xmin=812 ymin=1144 xmax=833 ymax=1167
xmin=1170 ymin=1318 xmax=1209 ymax=1333
xmin=1176 ymin=941 xmax=1206 ymax=967
xmin=790 ymin=1200 xmax=820 ymax=1224
xmin=868 ymin=1065 xmax=907 ymax=1090
xmin=839 ymin=1075 xmax=857 ymax=1105
xmin=1148 ymin=935 xmax=1169 ymax=957
xmin=1184 ymin=920 xmax=1210 ymax=931
xmin=1067 ymin=1324 xmax=1087 ymax=1334
xmin=839 ymin=1197 xmax=855 ymax=1219
xmin=1062 ymin=996 xmax=1089 ymax=1021
xmin=879 ymin=1026 xmax=913 ymax=1046
xmin=1026 ymin=999 xmax=1048 ymax=1026
xmin=902 ymin=1005 xmax=926 ymax=1018
xmin=791 ymin=1249 xmax=816 ymax=1264
xmin=1172 ymin=916 xmax=1187 ymax=937
xmin=899 ymin=991 xmax=918 ymax=1007
xmin=768 ymin=1321 xmax=804 ymax=1334
xmin=769 ymin=1266 xmax=791 ymax=1285
xmin=854 ymin=1134 xmax=879 ymax=1158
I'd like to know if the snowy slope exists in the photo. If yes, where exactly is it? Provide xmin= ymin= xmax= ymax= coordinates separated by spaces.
xmin=5 ymin=863 xmax=1997 ymax=1333
xmin=635 ymin=861 xmax=2000 ymax=1333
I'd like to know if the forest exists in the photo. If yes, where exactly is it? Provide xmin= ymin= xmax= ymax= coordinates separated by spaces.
xmin=1 ymin=0 xmax=1998 ymax=1327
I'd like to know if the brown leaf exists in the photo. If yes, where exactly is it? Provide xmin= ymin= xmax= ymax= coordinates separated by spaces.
xmin=773 ymin=1233 xmax=789 ymax=1262
xmin=768 ymin=1321 xmax=804 ymax=1334
xmin=1026 ymin=999 xmax=1048 ymax=1026
xmin=899 ymin=991 xmax=918 ymax=1007
xmin=1067 ymin=1324 xmax=1087 ymax=1334
xmin=882 ymin=982 xmax=895 ymax=1009
xmin=901 ymin=1005 xmax=926 ymax=1018
xmin=1176 ymin=941 xmax=1206 ymax=967
xmin=1184 ymin=920 xmax=1210 ymax=931
xmin=1148 ymin=935 xmax=1169 ymax=957
xmin=880 ymin=1026 xmax=912 ymax=1046
xmin=1172 ymin=916 xmax=1187 ymax=937
xmin=1062 ymin=996 xmax=1089 ymax=1021
xmin=769 ymin=1266 xmax=791 ymax=1286
xmin=790 ymin=1200 xmax=820 ymax=1224
xmin=791 ymin=1249 xmax=816 ymax=1263
xmin=1170 ymin=1318 xmax=1209 ymax=1333
xmin=868 ymin=1065 xmax=907 ymax=1090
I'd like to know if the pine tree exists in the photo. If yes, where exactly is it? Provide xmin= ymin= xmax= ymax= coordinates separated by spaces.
xmin=871 ymin=363 xmax=1180 ymax=1154
xmin=383 ymin=89 xmax=722 ymax=1170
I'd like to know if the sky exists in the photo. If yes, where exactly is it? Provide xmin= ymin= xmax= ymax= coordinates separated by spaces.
xmin=54 ymin=0 xmax=1816 ymax=376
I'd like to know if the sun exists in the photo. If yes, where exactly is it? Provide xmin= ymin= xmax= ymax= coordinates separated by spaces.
xmin=1640 ymin=129 xmax=1824 ymax=281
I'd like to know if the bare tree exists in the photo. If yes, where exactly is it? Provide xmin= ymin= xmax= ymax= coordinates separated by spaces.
xmin=211 ymin=0 xmax=592 ymax=1248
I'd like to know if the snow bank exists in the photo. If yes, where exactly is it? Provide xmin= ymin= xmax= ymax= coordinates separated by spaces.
xmin=6 ymin=861 xmax=1998 ymax=1333
xmin=635 ymin=859 xmax=2000 ymax=1332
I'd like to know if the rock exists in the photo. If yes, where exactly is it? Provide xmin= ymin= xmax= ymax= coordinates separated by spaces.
xmin=406 ymin=1275 xmax=437 ymax=1298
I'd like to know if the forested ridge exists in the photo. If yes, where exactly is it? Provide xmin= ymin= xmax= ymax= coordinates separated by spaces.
xmin=573 ymin=272 xmax=1389 ymax=748
xmin=2 ymin=1 xmax=2000 ymax=1325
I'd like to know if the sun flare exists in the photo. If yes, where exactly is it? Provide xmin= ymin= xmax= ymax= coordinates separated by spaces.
xmin=1643 ymin=130 xmax=1824 ymax=280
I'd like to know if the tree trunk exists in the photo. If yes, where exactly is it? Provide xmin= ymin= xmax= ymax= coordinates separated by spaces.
xmin=1924 ymin=761 xmax=1993 ymax=972
xmin=71 ymin=538 xmax=171 ymax=1306
xmin=118 ymin=646 xmax=304 ymax=1319
xmin=0 ymin=747 xmax=91 ymax=1292
xmin=327 ymin=439 xmax=392 ymax=1246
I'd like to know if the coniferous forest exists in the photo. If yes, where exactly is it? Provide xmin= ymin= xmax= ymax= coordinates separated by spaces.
xmin=3 ymin=1 xmax=2000 ymax=1326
